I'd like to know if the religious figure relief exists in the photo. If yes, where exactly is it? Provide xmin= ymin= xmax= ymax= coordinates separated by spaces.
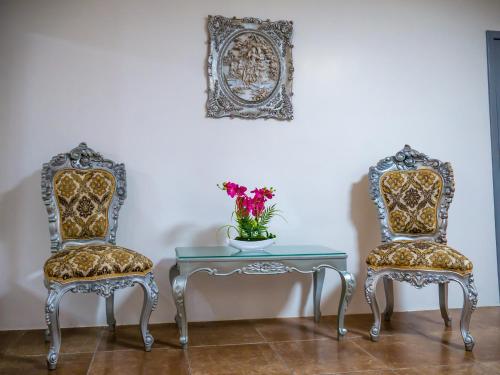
xmin=222 ymin=32 xmax=280 ymax=103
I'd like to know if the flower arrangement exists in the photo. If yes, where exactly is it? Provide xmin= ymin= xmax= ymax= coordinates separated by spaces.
xmin=218 ymin=181 xmax=282 ymax=241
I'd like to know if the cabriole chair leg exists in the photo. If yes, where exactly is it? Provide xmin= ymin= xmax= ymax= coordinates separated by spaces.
xmin=106 ymin=293 xmax=116 ymax=331
xmin=457 ymin=273 xmax=478 ymax=351
xmin=138 ymin=273 xmax=159 ymax=351
xmin=365 ymin=270 xmax=382 ymax=341
xmin=44 ymin=328 xmax=50 ymax=343
xmin=439 ymin=282 xmax=452 ymax=327
xmin=382 ymin=277 xmax=394 ymax=322
xmin=45 ymin=285 xmax=66 ymax=370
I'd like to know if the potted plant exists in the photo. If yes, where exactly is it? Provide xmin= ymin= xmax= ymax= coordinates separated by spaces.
xmin=218 ymin=181 xmax=282 ymax=251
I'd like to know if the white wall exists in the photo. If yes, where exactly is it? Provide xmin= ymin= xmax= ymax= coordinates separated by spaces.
xmin=1 ymin=0 xmax=499 ymax=330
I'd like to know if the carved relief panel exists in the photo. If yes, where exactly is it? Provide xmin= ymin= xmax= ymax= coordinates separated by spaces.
xmin=207 ymin=16 xmax=294 ymax=120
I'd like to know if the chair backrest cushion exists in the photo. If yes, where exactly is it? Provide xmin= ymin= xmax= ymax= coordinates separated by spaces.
xmin=53 ymin=169 xmax=116 ymax=241
xmin=380 ymin=169 xmax=443 ymax=236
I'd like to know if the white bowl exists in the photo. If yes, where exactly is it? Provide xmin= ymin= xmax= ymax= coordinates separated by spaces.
xmin=228 ymin=238 xmax=275 ymax=251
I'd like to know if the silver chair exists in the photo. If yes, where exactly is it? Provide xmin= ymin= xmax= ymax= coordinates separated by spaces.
xmin=41 ymin=143 xmax=159 ymax=369
xmin=364 ymin=145 xmax=478 ymax=351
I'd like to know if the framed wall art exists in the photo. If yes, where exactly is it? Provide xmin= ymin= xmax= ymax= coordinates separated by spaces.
xmin=206 ymin=16 xmax=294 ymax=120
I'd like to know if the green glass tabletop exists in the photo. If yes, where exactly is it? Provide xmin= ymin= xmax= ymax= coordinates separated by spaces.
xmin=175 ymin=245 xmax=346 ymax=260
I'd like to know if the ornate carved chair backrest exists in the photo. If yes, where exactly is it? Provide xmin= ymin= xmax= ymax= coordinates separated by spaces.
xmin=369 ymin=145 xmax=455 ymax=244
xmin=41 ymin=143 xmax=126 ymax=252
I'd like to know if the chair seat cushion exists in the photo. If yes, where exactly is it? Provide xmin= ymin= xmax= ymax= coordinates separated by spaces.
xmin=44 ymin=244 xmax=153 ymax=283
xmin=366 ymin=240 xmax=473 ymax=274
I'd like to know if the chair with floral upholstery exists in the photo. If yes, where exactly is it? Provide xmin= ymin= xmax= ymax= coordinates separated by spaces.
xmin=364 ymin=145 xmax=478 ymax=351
xmin=41 ymin=143 xmax=159 ymax=369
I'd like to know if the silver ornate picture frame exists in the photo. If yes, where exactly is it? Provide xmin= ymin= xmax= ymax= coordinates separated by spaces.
xmin=207 ymin=15 xmax=294 ymax=120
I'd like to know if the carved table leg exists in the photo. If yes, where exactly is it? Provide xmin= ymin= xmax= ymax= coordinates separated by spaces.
xmin=45 ymin=284 xmax=67 ymax=370
xmin=106 ymin=293 xmax=116 ymax=331
xmin=457 ymin=274 xmax=478 ymax=351
xmin=439 ymin=282 xmax=452 ymax=327
xmin=138 ymin=273 xmax=158 ymax=351
xmin=169 ymin=265 xmax=181 ymax=326
xmin=337 ymin=271 xmax=356 ymax=339
xmin=313 ymin=268 xmax=325 ymax=323
xmin=365 ymin=269 xmax=382 ymax=341
xmin=171 ymin=272 xmax=189 ymax=348
xmin=382 ymin=277 xmax=394 ymax=321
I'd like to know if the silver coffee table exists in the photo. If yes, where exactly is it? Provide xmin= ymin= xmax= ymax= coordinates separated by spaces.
xmin=169 ymin=245 xmax=356 ymax=347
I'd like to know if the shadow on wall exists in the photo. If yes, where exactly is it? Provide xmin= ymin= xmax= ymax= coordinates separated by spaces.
xmin=349 ymin=173 xmax=389 ymax=314
xmin=0 ymin=171 xmax=101 ymax=329
xmin=118 ymin=223 xmax=226 ymax=325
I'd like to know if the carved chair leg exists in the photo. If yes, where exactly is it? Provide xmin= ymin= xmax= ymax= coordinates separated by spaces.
xmin=44 ymin=328 xmax=50 ymax=343
xmin=138 ymin=273 xmax=159 ymax=351
xmin=337 ymin=271 xmax=356 ymax=339
xmin=439 ymin=282 xmax=452 ymax=327
xmin=365 ymin=270 xmax=382 ymax=341
xmin=382 ymin=277 xmax=394 ymax=321
xmin=456 ymin=274 xmax=478 ymax=351
xmin=313 ymin=268 xmax=325 ymax=323
xmin=171 ymin=274 xmax=189 ymax=348
xmin=45 ymin=285 xmax=66 ymax=370
xmin=106 ymin=293 xmax=116 ymax=331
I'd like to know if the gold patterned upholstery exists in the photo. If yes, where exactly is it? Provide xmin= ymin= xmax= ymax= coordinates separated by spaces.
xmin=366 ymin=240 xmax=473 ymax=274
xmin=44 ymin=244 xmax=153 ymax=283
xmin=54 ymin=169 xmax=116 ymax=241
xmin=380 ymin=169 xmax=443 ymax=235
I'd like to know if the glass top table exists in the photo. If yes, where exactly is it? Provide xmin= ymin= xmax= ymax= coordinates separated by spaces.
xmin=176 ymin=245 xmax=347 ymax=260
xmin=169 ymin=244 xmax=355 ymax=348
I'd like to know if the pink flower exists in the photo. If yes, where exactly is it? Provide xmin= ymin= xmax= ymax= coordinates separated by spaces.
xmin=220 ymin=182 xmax=275 ymax=218
xmin=237 ymin=185 xmax=247 ymax=196
xmin=246 ymin=195 xmax=265 ymax=217
xmin=223 ymin=182 xmax=247 ymax=198
xmin=236 ymin=196 xmax=249 ymax=217
xmin=251 ymin=187 xmax=274 ymax=200
xmin=263 ymin=188 xmax=274 ymax=200
xmin=243 ymin=196 xmax=254 ymax=213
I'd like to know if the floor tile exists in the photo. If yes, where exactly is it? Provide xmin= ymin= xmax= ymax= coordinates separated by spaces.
xmin=353 ymin=333 xmax=474 ymax=369
xmin=481 ymin=361 xmax=500 ymax=373
xmin=391 ymin=363 xmax=495 ymax=375
xmin=88 ymin=348 xmax=189 ymax=375
xmin=471 ymin=306 xmax=500 ymax=329
xmin=7 ymin=327 xmax=102 ymax=356
xmin=254 ymin=316 xmax=337 ymax=342
xmin=271 ymin=338 xmax=388 ymax=374
xmin=1 ymin=308 xmax=499 ymax=374
xmin=187 ymin=320 xmax=265 ymax=346
xmin=393 ymin=307 xmax=497 ymax=335
xmin=337 ymin=312 xmax=416 ymax=339
xmin=405 ymin=310 xmax=500 ymax=361
xmin=334 ymin=371 xmax=395 ymax=375
xmin=0 ymin=352 xmax=92 ymax=375
xmin=458 ymin=327 xmax=500 ymax=362
xmin=188 ymin=343 xmax=290 ymax=375
xmin=97 ymin=323 xmax=179 ymax=351
xmin=0 ymin=330 xmax=24 ymax=354
xmin=403 ymin=309 xmax=464 ymax=333
xmin=150 ymin=323 xmax=186 ymax=348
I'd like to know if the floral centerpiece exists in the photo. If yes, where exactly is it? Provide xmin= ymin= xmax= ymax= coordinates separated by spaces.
xmin=218 ymin=181 xmax=282 ymax=251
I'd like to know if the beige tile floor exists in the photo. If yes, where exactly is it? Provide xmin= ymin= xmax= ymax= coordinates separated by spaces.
xmin=0 ymin=307 xmax=498 ymax=374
